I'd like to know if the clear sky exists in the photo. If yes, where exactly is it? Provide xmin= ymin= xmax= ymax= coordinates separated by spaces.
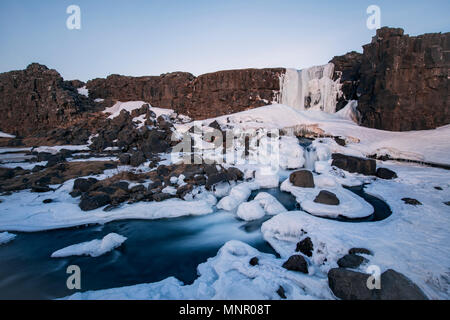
xmin=0 ymin=0 xmax=449 ymax=81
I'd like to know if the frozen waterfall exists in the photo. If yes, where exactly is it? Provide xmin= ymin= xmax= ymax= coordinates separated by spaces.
xmin=279 ymin=63 xmax=342 ymax=113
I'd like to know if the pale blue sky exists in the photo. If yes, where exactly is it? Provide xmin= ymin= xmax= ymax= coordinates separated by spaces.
xmin=0 ymin=0 xmax=449 ymax=81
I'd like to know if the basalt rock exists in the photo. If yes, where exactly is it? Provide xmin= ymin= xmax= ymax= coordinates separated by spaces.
xmin=331 ymin=153 xmax=376 ymax=176
xmin=331 ymin=27 xmax=450 ymax=131
xmin=289 ymin=170 xmax=315 ymax=188
xmin=0 ymin=63 xmax=98 ymax=137
xmin=86 ymin=68 xmax=285 ymax=120
xmin=314 ymin=190 xmax=340 ymax=205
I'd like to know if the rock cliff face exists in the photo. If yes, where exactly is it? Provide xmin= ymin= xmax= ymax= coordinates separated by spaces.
xmin=86 ymin=68 xmax=284 ymax=119
xmin=332 ymin=27 xmax=449 ymax=131
xmin=1 ymin=27 xmax=448 ymax=138
xmin=0 ymin=63 xmax=98 ymax=137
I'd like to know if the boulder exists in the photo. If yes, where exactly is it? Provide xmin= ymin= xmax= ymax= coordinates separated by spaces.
xmin=118 ymin=154 xmax=131 ymax=165
xmin=349 ymin=248 xmax=373 ymax=256
xmin=328 ymin=268 xmax=377 ymax=300
xmin=337 ymin=254 xmax=367 ymax=269
xmin=79 ymin=194 xmax=111 ymax=211
xmin=129 ymin=151 xmax=146 ymax=167
xmin=328 ymin=268 xmax=428 ymax=300
xmin=331 ymin=153 xmax=376 ymax=176
xmin=73 ymin=178 xmax=98 ymax=193
xmin=378 ymin=269 xmax=428 ymax=300
xmin=376 ymin=168 xmax=397 ymax=180
xmin=314 ymin=190 xmax=340 ymax=205
xmin=289 ymin=170 xmax=314 ymax=188
xmin=402 ymin=198 xmax=422 ymax=206
xmin=282 ymin=255 xmax=308 ymax=274
xmin=249 ymin=257 xmax=259 ymax=266
xmin=296 ymin=237 xmax=314 ymax=257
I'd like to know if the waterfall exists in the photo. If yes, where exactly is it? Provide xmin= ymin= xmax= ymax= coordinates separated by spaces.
xmin=303 ymin=146 xmax=318 ymax=170
xmin=279 ymin=63 xmax=342 ymax=113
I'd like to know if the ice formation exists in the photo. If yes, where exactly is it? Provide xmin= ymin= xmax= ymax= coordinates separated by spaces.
xmin=0 ymin=232 xmax=16 ymax=245
xmin=51 ymin=233 xmax=127 ymax=258
xmin=279 ymin=63 xmax=341 ymax=113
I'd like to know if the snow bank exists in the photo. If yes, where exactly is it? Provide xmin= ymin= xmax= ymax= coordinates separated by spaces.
xmin=64 ymin=240 xmax=332 ymax=300
xmin=0 ymin=232 xmax=16 ymax=245
xmin=280 ymin=177 xmax=373 ymax=219
xmin=217 ymin=182 xmax=259 ymax=211
xmin=103 ymin=101 xmax=173 ymax=119
xmin=263 ymin=164 xmax=450 ymax=299
xmin=254 ymin=192 xmax=287 ymax=215
xmin=236 ymin=200 xmax=266 ymax=221
xmin=32 ymin=145 xmax=90 ymax=154
xmin=0 ymin=131 xmax=15 ymax=139
xmin=51 ymin=233 xmax=127 ymax=258
xmin=176 ymin=104 xmax=450 ymax=166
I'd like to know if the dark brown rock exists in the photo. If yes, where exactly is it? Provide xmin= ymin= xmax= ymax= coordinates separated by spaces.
xmin=376 ymin=168 xmax=398 ymax=180
xmin=249 ymin=257 xmax=259 ymax=266
xmin=0 ymin=63 xmax=98 ymax=137
xmin=79 ymin=193 xmax=111 ymax=211
xmin=296 ymin=237 xmax=314 ymax=257
xmin=332 ymin=27 xmax=450 ymax=131
xmin=349 ymin=248 xmax=373 ymax=256
xmin=402 ymin=198 xmax=422 ymax=206
xmin=282 ymin=255 xmax=308 ymax=273
xmin=337 ymin=254 xmax=367 ymax=269
xmin=314 ymin=190 xmax=340 ymax=205
xmin=331 ymin=153 xmax=376 ymax=176
xmin=289 ymin=170 xmax=314 ymax=188
xmin=328 ymin=268 xmax=428 ymax=300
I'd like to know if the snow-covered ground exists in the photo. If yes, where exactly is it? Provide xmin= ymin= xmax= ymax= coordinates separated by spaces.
xmin=175 ymin=104 xmax=450 ymax=166
xmin=51 ymin=233 xmax=127 ymax=258
xmin=1 ymin=102 xmax=449 ymax=300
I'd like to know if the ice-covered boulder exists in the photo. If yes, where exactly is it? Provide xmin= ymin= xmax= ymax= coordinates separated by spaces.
xmin=51 ymin=233 xmax=127 ymax=258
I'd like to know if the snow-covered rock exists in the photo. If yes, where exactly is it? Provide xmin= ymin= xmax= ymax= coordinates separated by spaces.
xmin=51 ymin=233 xmax=127 ymax=258
xmin=236 ymin=200 xmax=266 ymax=221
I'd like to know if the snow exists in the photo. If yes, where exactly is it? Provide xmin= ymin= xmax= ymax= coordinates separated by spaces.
xmin=0 ymin=131 xmax=15 ymax=138
xmin=253 ymin=192 xmax=287 ymax=215
xmin=77 ymin=86 xmax=89 ymax=97
xmin=175 ymin=104 xmax=450 ymax=166
xmin=51 ymin=233 xmax=127 ymax=258
xmin=64 ymin=240 xmax=332 ymax=300
xmin=236 ymin=200 xmax=266 ymax=221
xmin=0 ymin=232 xmax=16 ymax=245
xmin=32 ymin=145 xmax=90 ymax=154
xmin=0 ymin=177 xmax=215 ymax=232
xmin=254 ymin=168 xmax=279 ymax=188
xmin=281 ymin=178 xmax=374 ymax=219
xmin=217 ymin=182 xmax=259 ymax=211
xmin=262 ymin=163 xmax=450 ymax=299
xmin=103 ymin=101 xmax=173 ymax=119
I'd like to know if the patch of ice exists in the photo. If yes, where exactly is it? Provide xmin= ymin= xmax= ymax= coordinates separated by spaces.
xmin=0 ymin=232 xmax=16 ymax=245
xmin=0 ymin=131 xmax=15 ymax=139
xmin=254 ymin=192 xmax=287 ymax=215
xmin=51 ymin=233 xmax=127 ymax=258
xmin=77 ymin=86 xmax=89 ymax=97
